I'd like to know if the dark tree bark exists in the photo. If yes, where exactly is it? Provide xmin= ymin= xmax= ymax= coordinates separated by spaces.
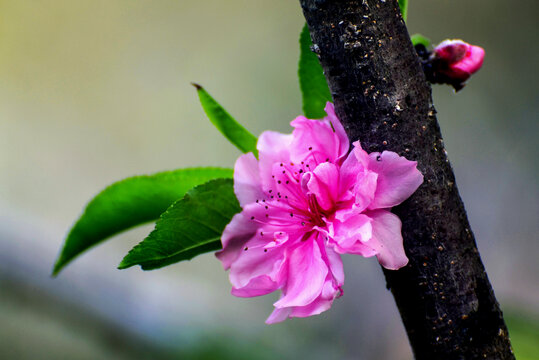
xmin=299 ymin=1 xmax=514 ymax=359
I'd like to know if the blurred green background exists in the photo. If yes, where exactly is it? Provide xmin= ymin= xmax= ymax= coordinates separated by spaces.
xmin=1 ymin=1 xmax=538 ymax=359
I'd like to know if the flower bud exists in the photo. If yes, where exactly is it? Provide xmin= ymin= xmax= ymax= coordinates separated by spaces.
xmin=429 ymin=39 xmax=484 ymax=90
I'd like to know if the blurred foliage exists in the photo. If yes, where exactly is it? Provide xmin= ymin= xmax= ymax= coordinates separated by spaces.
xmin=411 ymin=33 xmax=431 ymax=48
xmin=505 ymin=312 xmax=539 ymax=360
xmin=398 ymin=0 xmax=408 ymax=21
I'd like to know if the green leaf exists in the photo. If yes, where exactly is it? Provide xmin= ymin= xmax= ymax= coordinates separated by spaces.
xmin=399 ymin=0 xmax=408 ymax=22
xmin=298 ymin=23 xmax=332 ymax=119
xmin=411 ymin=33 xmax=431 ymax=48
xmin=53 ymin=167 xmax=233 ymax=275
xmin=193 ymin=84 xmax=258 ymax=157
xmin=118 ymin=178 xmax=240 ymax=270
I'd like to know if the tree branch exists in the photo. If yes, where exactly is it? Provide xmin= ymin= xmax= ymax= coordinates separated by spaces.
xmin=299 ymin=0 xmax=514 ymax=358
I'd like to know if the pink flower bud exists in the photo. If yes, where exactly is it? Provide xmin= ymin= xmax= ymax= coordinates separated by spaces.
xmin=433 ymin=39 xmax=485 ymax=83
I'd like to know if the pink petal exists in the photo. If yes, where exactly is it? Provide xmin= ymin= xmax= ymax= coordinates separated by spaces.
xmin=289 ymin=291 xmax=333 ymax=318
xmin=435 ymin=39 xmax=469 ymax=63
xmin=289 ymin=114 xmax=347 ymax=166
xmin=365 ymin=150 xmax=423 ymax=209
xmin=323 ymin=102 xmax=349 ymax=160
xmin=305 ymin=162 xmax=340 ymax=211
xmin=233 ymin=153 xmax=263 ymax=207
xmin=339 ymin=150 xmax=363 ymax=194
xmin=216 ymin=203 xmax=262 ymax=269
xmin=331 ymin=212 xmax=375 ymax=256
xmin=257 ymin=131 xmax=293 ymax=191
xmin=353 ymin=170 xmax=378 ymax=212
xmin=228 ymin=236 xmax=286 ymax=289
xmin=231 ymin=275 xmax=280 ymax=297
xmin=324 ymin=246 xmax=344 ymax=286
xmin=351 ymin=140 xmax=371 ymax=168
xmin=366 ymin=209 xmax=408 ymax=270
xmin=453 ymin=45 xmax=485 ymax=76
xmin=274 ymin=240 xmax=328 ymax=308
xmin=265 ymin=306 xmax=291 ymax=324
xmin=290 ymin=268 xmax=342 ymax=319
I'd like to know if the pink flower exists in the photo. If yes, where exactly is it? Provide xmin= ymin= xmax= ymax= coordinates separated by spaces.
xmin=216 ymin=103 xmax=423 ymax=324
xmin=433 ymin=39 xmax=485 ymax=83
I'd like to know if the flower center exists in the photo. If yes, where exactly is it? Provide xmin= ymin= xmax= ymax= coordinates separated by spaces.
xmin=307 ymin=194 xmax=328 ymax=227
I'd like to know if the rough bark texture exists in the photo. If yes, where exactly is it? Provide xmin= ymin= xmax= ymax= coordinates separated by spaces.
xmin=299 ymin=1 xmax=514 ymax=359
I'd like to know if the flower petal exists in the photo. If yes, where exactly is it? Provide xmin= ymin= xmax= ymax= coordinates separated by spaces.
xmin=339 ymin=150 xmax=363 ymax=194
xmin=306 ymin=162 xmax=340 ymax=211
xmin=257 ymin=131 xmax=293 ymax=191
xmin=366 ymin=209 xmax=408 ymax=270
xmin=453 ymin=45 xmax=485 ymax=77
xmin=351 ymin=140 xmax=371 ymax=167
xmin=265 ymin=306 xmax=291 ymax=324
xmin=289 ymin=108 xmax=348 ymax=166
xmin=233 ymin=153 xmax=263 ymax=207
xmin=324 ymin=246 xmax=344 ymax=286
xmin=216 ymin=203 xmax=261 ymax=270
xmin=323 ymin=102 xmax=349 ymax=161
xmin=228 ymin=236 xmax=286 ymax=289
xmin=289 ymin=254 xmax=343 ymax=319
xmin=364 ymin=150 xmax=423 ymax=209
xmin=353 ymin=170 xmax=378 ymax=212
xmin=274 ymin=239 xmax=328 ymax=308
xmin=331 ymin=212 xmax=375 ymax=256
xmin=289 ymin=288 xmax=333 ymax=318
xmin=231 ymin=275 xmax=281 ymax=298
